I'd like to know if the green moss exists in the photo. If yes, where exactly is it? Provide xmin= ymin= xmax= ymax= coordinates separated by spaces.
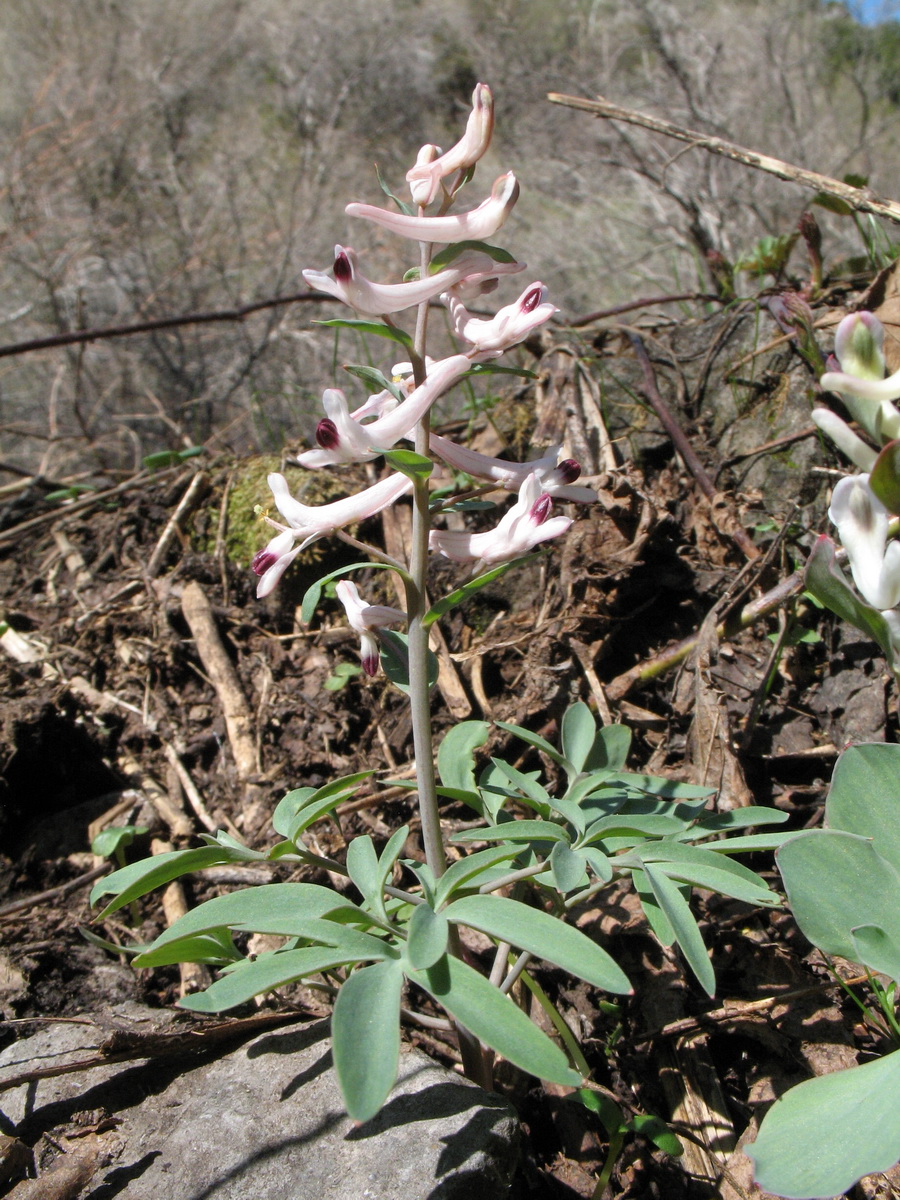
xmin=219 ymin=457 xmax=348 ymax=569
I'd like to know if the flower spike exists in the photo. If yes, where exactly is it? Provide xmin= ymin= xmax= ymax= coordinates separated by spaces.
xmin=429 ymin=434 xmax=597 ymax=502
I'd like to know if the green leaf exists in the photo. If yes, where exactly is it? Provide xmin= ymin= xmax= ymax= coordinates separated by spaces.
xmin=407 ymin=904 xmax=450 ymax=969
xmin=143 ymin=447 xmax=204 ymax=469
xmin=494 ymin=720 xmax=567 ymax=769
xmin=697 ymin=832 xmax=796 ymax=853
xmin=633 ymin=867 xmax=675 ymax=946
xmin=346 ymin=835 xmax=380 ymax=907
xmin=777 ymin=830 xmax=900 ymax=967
xmin=342 ymin=363 xmax=405 ymax=404
xmin=374 ymin=163 xmax=415 ymax=215
xmin=300 ymin=562 xmax=402 ymax=626
xmin=583 ymin=724 xmax=632 ymax=773
xmin=423 ymin=556 xmax=542 ymax=628
xmin=639 ymin=841 xmax=779 ymax=905
xmin=548 ymin=843 xmax=589 ymax=894
xmin=869 ymin=440 xmax=900 ymax=515
xmin=452 ymin=819 xmax=570 ymax=846
xmin=428 ymin=240 xmax=517 ymax=271
xmin=628 ymin=1114 xmax=683 ymax=1157
xmin=582 ymin=814 xmax=685 ymax=844
xmin=381 ymin=448 xmax=434 ymax=481
xmin=643 ymin=863 xmax=715 ymax=996
xmin=851 ymin=924 xmax=900 ymax=982
xmin=272 ymin=788 xmax=316 ymax=838
xmin=131 ymin=883 xmax=343 ymax=965
xmin=91 ymin=824 xmax=148 ymax=858
xmin=180 ymin=945 xmax=369 ymax=1014
xmin=408 ymin=954 xmax=581 ymax=1087
xmin=379 ymin=630 xmax=438 ymax=695
xmin=826 ymin=743 xmax=900 ymax=872
xmin=437 ymin=721 xmax=490 ymax=793
xmin=126 ymin=930 xmax=239 ymax=968
xmin=284 ymin=771 xmax=375 ymax=841
xmin=748 ymin=1049 xmax=900 ymax=1199
xmin=805 ymin=536 xmax=898 ymax=666
xmin=696 ymin=807 xmax=788 ymax=833
xmin=373 ymin=825 xmax=410 ymax=915
xmin=462 ymin=362 xmax=538 ymax=381
xmin=90 ymin=847 xmax=241 ymax=917
xmin=561 ymin=703 xmax=596 ymax=773
xmin=582 ymin=847 xmax=613 ymax=883
xmin=443 ymin=894 xmax=631 ymax=993
xmin=575 ymin=1087 xmax=624 ymax=1134
xmin=332 ymin=959 xmax=404 ymax=1122
xmin=489 ymin=758 xmax=552 ymax=810
xmin=434 ymin=846 xmax=523 ymax=908
xmin=812 ymin=191 xmax=855 ymax=216
xmin=313 ymin=318 xmax=413 ymax=350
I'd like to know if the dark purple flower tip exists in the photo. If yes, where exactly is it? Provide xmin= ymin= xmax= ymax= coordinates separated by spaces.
xmin=529 ymin=493 xmax=553 ymax=524
xmin=316 ymin=418 xmax=341 ymax=449
xmin=361 ymin=653 xmax=379 ymax=677
xmin=555 ymin=458 xmax=582 ymax=484
xmin=333 ymin=251 xmax=353 ymax=282
xmin=522 ymin=286 xmax=543 ymax=313
xmin=252 ymin=549 xmax=277 ymax=576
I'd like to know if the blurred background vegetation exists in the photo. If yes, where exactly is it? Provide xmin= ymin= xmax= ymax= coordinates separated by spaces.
xmin=2 ymin=0 xmax=899 ymax=473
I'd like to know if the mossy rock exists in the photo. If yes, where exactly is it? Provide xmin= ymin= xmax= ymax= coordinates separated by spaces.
xmin=216 ymin=456 xmax=350 ymax=569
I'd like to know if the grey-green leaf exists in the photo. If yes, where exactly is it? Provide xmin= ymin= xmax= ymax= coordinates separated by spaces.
xmin=643 ymin=863 xmax=715 ymax=996
xmin=407 ymin=904 xmax=450 ymax=969
xmin=748 ymin=1049 xmax=900 ymax=1199
xmin=332 ymin=960 xmax=404 ymax=1122
xmin=408 ymin=954 xmax=581 ymax=1087
xmin=443 ymin=894 xmax=631 ymax=993
xmin=180 ymin=945 xmax=367 ymax=1013
xmin=561 ymin=702 xmax=596 ymax=773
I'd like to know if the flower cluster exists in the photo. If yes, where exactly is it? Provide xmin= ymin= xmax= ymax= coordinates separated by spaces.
xmin=253 ymin=84 xmax=594 ymax=674
xmin=810 ymin=310 xmax=900 ymax=661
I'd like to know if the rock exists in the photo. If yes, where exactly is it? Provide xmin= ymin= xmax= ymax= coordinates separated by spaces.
xmin=0 ymin=1006 xmax=519 ymax=1199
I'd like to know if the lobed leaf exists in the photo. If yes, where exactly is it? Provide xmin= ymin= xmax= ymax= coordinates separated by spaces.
xmin=91 ymin=847 xmax=244 ymax=917
xmin=180 ymin=945 xmax=369 ymax=1014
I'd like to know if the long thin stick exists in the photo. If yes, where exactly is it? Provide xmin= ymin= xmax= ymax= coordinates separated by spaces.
xmin=548 ymin=93 xmax=900 ymax=225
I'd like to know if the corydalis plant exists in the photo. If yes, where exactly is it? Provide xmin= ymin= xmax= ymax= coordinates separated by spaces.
xmin=89 ymin=85 xmax=783 ymax=1134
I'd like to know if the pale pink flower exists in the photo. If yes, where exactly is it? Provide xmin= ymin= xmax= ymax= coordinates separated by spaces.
xmin=335 ymin=580 xmax=406 ymax=676
xmin=406 ymin=84 xmax=494 ymax=207
xmin=445 ymin=282 xmax=558 ymax=356
xmin=302 ymin=246 xmax=517 ymax=318
xmin=252 ymin=473 xmax=412 ymax=598
xmin=429 ymin=434 xmax=597 ymax=502
xmin=297 ymin=355 xmax=471 ymax=468
xmin=346 ymin=173 xmax=519 ymax=245
xmin=819 ymin=311 xmax=900 ymax=444
xmin=429 ymin=472 xmax=572 ymax=569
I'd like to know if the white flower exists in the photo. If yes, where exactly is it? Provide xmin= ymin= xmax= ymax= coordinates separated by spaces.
xmin=302 ymin=246 xmax=521 ymax=318
xmin=429 ymin=434 xmax=597 ymax=502
xmin=297 ymin=355 xmax=471 ymax=468
xmin=346 ymin=172 xmax=518 ymax=245
xmin=829 ymin=474 xmax=900 ymax=610
xmin=445 ymin=282 xmax=558 ymax=356
xmin=252 ymin=473 xmax=412 ymax=598
xmin=335 ymin=581 xmax=406 ymax=676
xmin=429 ymin=472 xmax=572 ymax=570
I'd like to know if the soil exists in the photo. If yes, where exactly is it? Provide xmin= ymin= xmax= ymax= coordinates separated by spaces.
xmin=2 ymin=289 xmax=899 ymax=1199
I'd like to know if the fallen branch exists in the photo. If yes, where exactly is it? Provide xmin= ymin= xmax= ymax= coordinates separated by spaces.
xmin=548 ymin=92 xmax=900 ymax=225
